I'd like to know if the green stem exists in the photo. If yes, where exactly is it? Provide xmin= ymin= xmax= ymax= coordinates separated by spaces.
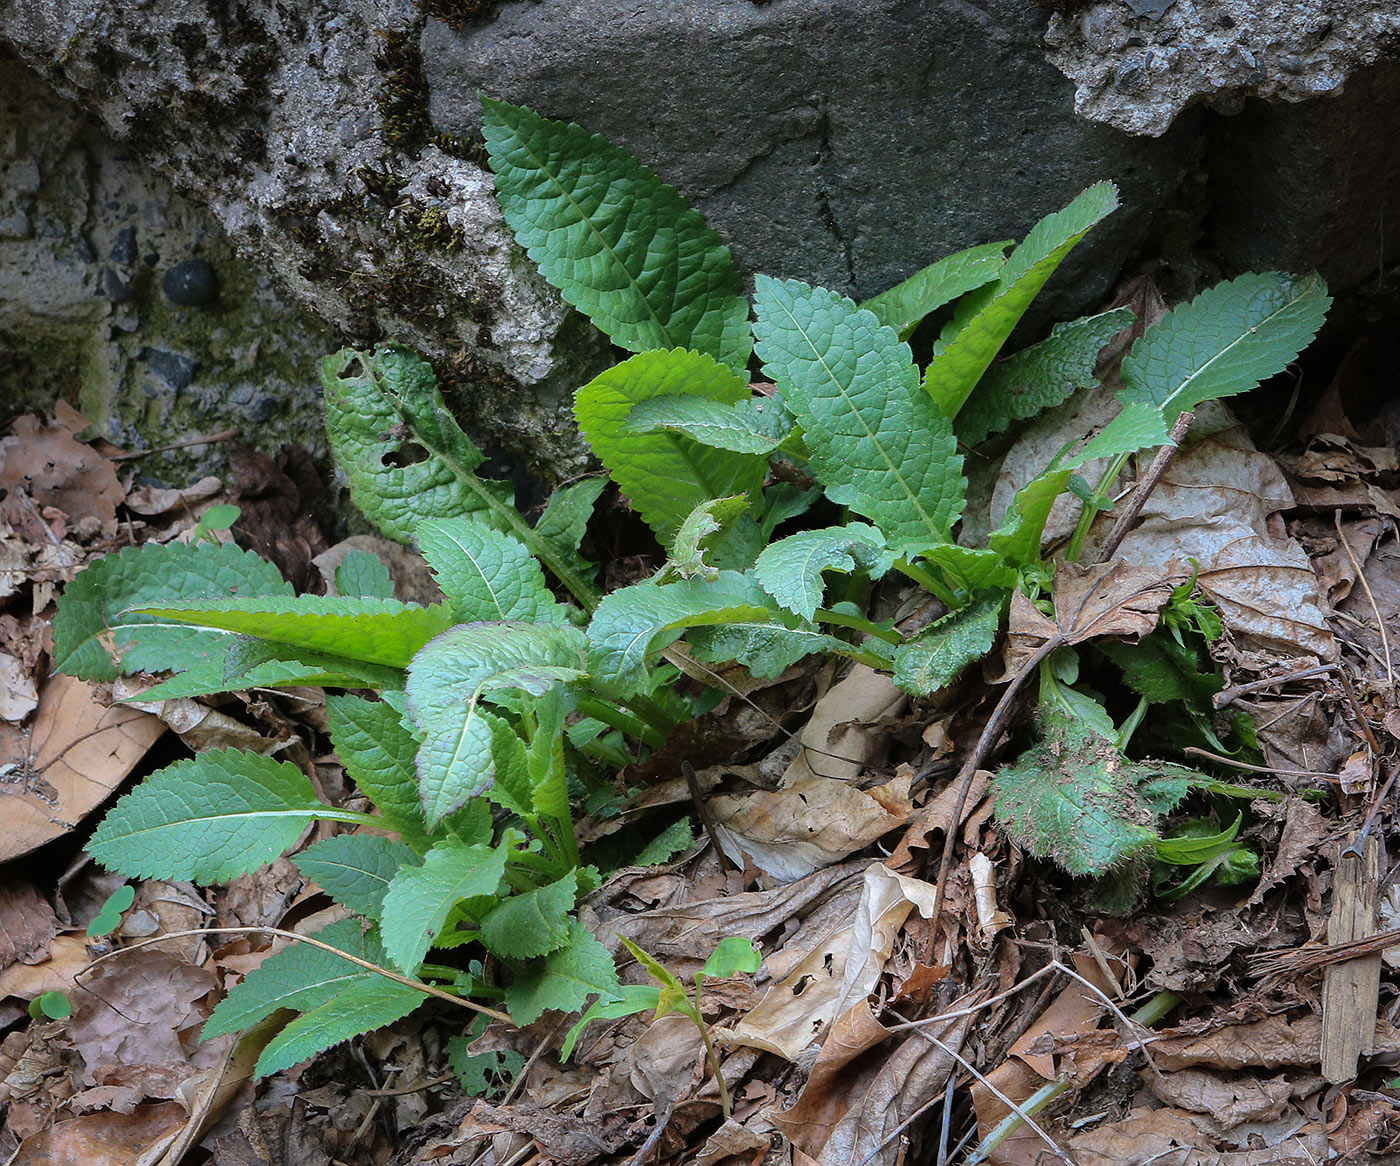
xmin=575 ymin=695 xmax=667 ymax=750
xmin=1065 ymin=451 xmax=1131 ymax=562
xmin=814 ymin=607 xmax=902 ymax=646
xmin=623 ymin=692 xmax=680 ymax=738
xmin=1130 ymin=989 xmax=1181 ymax=1027
xmin=893 ymin=558 xmax=958 ymax=607
xmin=967 ymin=1076 xmax=1070 ymax=1165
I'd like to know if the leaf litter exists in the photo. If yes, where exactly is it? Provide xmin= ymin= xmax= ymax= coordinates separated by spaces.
xmin=4 ymin=328 xmax=1400 ymax=1166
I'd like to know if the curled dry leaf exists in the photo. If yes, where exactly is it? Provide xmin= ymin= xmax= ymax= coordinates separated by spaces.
xmin=0 ymin=881 xmax=58 ymax=972
xmin=0 ymin=404 xmax=124 ymax=542
xmin=781 ymin=665 xmax=907 ymax=785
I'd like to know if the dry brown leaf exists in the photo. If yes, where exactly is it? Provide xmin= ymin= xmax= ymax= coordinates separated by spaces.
xmin=122 ymin=475 xmax=225 ymax=518
xmin=781 ymin=664 xmax=907 ymax=784
xmin=0 ymin=404 xmax=124 ymax=542
xmin=10 ymin=1100 xmax=188 ymax=1165
xmin=1146 ymin=1066 xmax=1320 ymax=1128
xmin=729 ymin=864 xmax=938 ymax=1062
xmin=1 ymin=673 xmax=165 ymax=861
xmin=0 ymin=879 xmax=58 ymax=971
xmin=1247 ymin=796 xmax=1331 ymax=907
xmin=0 ymin=934 xmax=91 ymax=1006
xmin=710 ymin=771 xmax=912 ymax=882
xmin=888 ymin=768 xmax=992 ymax=871
xmin=1152 ymin=1014 xmax=1400 ymax=1072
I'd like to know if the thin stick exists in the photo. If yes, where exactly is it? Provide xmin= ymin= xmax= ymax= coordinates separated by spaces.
xmin=1181 ymin=746 xmax=1340 ymax=782
xmin=1213 ymin=664 xmax=1336 ymax=710
xmin=683 ymin=760 xmax=737 ymax=875
xmin=1094 ymin=409 xmax=1196 ymax=565
xmin=1334 ymin=510 xmax=1393 ymax=691
xmin=81 ymin=926 xmax=513 ymax=1023
xmin=108 ymin=428 xmax=242 ymax=460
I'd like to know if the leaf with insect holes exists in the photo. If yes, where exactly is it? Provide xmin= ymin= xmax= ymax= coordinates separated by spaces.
xmin=575 ymin=348 xmax=766 ymax=544
xmin=52 ymin=540 xmax=292 ymax=683
xmin=925 ymin=182 xmax=1119 ymax=419
xmin=416 ymin=519 xmax=566 ymax=625
xmin=88 ymin=750 xmax=327 ymax=883
xmin=407 ymin=622 xmax=587 ymax=827
xmin=482 ymin=96 xmax=751 ymax=371
xmin=505 ymin=919 xmax=622 ymax=1026
xmin=754 ymin=277 xmax=965 ymax=552
xmin=326 ymin=695 xmax=431 ymax=850
xmin=380 ymin=839 xmax=510 ymax=975
xmin=892 ymin=596 xmax=1003 ymax=696
xmin=861 ymin=239 xmax=1012 ymax=341
xmin=754 ymin=524 xmax=891 ymax=620
xmin=294 ymin=834 xmax=421 ymax=923
xmin=957 ymin=307 xmax=1134 ymax=447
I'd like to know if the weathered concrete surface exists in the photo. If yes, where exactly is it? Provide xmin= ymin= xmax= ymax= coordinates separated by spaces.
xmin=1045 ymin=0 xmax=1400 ymax=137
xmin=1 ymin=0 xmax=1398 ymax=481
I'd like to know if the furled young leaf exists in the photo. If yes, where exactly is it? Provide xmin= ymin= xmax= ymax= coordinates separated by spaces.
xmin=137 ymin=595 xmax=453 ymax=669
xmin=666 ymin=496 xmax=753 ymax=582
xmin=380 ymin=839 xmax=510 ymax=974
xmin=52 ymin=541 xmax=291 ymax=682
xmin=326 ymin=695 xmax=431 ymax=850
xmin=481 ymin=96 xmax=751 ymax=371
xmin=957 ymin=307 xmax=1134 ymax=447
xmin=406 ymin=622 xmax=587 ymax=826
xmin=89 ymin=750 xmax=327 ymax=883
xmin=575 ymin=349 xmax=766 ymax=543
xmin=992 ymin=727 xmax=1158 ymax=877
xmin=987 ymin=470 xmax=1074 ymax=568
xmin=417 ymin=519 xmax=566 ymax=625
xmin=480 ymin=871 xmax=578 ymax=959
xmin=1119 ymin=271 xmax=1330 ymax=424
xmin=861 ymin=239 xmax=1012 ymax=340
xmin=294 ymin=834 xmax=420 ymax=923
xmin=505 ymin=919 xmax=622 ymax=1026
xmin=626 ymin=394 xmax=795 ymax=456
xmin=586 ymin=572 xmax=775 ymax=690
xmin=892 ymin=596 xmax=1002 ymax=696
xmin=335 ymin=549 xmax=395 ymax=599
xmin=753 ymin=277 xmax=965 ymax=551
xmin=925 ymin=182 xmax=1119 ymax=418
xmin=203 ymin=919 xmax=392 ymax=1040
xmin=753 ymin=524 xmax=891 ymax=620
xmin=257 ymin=973 xmax=425 ymax=1078
xmin=919 ymin=545 xmax=1018 ymax=595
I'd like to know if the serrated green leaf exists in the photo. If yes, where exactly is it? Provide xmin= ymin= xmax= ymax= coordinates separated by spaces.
xmin=534 ymin=477 xmax=605 ymax=587
xmin=992 ymin=728 xmax=1158 ymax=876
xmin=626 ymin=394 xmax=795 ymax=455
xmin=406 ymin=622 xmax=587 ymax=826
xmin=485 ymin=716 xmax=535 ymax=818
xmin=861 ymin=239 xmax=1012 ymax=340
xmin=448 ymin=1029 xmax=526 ymax=1096
xmin=753 ymin=277 xmax=964 ymax=551
xmin=480 ymin=871 xmax=577 ymax=959
xmin=256 ymin=973 xmax=424 ymax=1077
xmin=1097 ymin=635 xmax=1222 ymax=707
xmin=1120 ymin=272 xmax=1331 ymax=424
xmin=135 ymin=648 xmax=403 ymax=702
xmin=481 ymin=96 xmax=750 ymax=371
xmin=575 ymin=349 xmax=766 ymax=543
xmin=526 ymin=688 xmax=570 ymax=823
xmin=417 ymin=519 xmax=566 ymax=625
xmin=335 ymin=549 xmax=395 ymax=599
xmin=919 ymin=544 xmax=1019 ymax=594
xmin=753 ymin=524 xmax=890 ymax=620
xmin=88 ymin=749 xmax=327 ymax=883
xmin=688 ymin=619 xmax=884 ymax=679
xmin=203 ymin=919 xmax=387 ymax=1040
xmin=586 ymin=573 xmax=774 ymax=690
xmin=892 ymin=596 xmax=1002 ymax=696
xmin=380 ymin=840 xmax=510 ymax=974
xmin=294 ymin=834 xmax=420 ymax=923
xmin=135 ymin=595 xmax=453 ymax=669
xmin=326 ymin=695 xmax=431 ymax=850
xmin=53 ymin=541 xmax=292 ymax=682
xmin=631 ymin=818 xmax=696 ymax=867
xmin=668 ymin=496 xmax=751 ymax=581
xmin=505 ymin=919 xmax=622 ymax=1025
xmin=958 ymin=308 xmax=1134 ymax=446
xmin=926 ymin=182 xmax=1119 ymax=418
xmin=987 ymin=470 xmax=1074 ymax=568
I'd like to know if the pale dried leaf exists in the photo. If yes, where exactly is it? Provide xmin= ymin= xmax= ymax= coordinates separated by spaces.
xmin=0 ymin=651 xmax=37 ymax=723
xmin=0 ymin=881 xmax=57 ymax=971
xmin=782 ymin=665 xmax=907 ymax=785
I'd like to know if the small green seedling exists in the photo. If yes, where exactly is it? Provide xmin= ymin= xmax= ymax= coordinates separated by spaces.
xmin=562 ymin=936 xmax=762 ymax=1117
xmin=87 ymin=883 xmax=135 ymax=938
xmin=29 ymin=991 xmax=71 ymax=1020
xmin=189 ymin=504 xmax=241 ymax=544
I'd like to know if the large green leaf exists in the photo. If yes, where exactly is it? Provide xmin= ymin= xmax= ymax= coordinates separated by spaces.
xmin=481 ymin=96 xmax=751 ymax=371
xmin=258 ymin=975 xmax=424 ymax=1078
xmin=892 ymin=596 xmax=1003 ymax=696
xmin=479 ymin=871 xmax=578 ymax=959
xmin=52 ymin=541 xmax=291 ymax=682
xmin=1119 ymin=271 xmax=1331 ymax=423
xmin=417 ymin=519 xmax=566 ymax=625
xmin=294 ymin=834 xmax=420 ymax=923
xmin=688 ymin=619 xmax=884 ymax=679
xmin=753 ymin=524 xmax=890 ymax=621
xmin=326 ymin=695 xmax=431 ymax=851
xmin=380 ymin=839 xmax=510 ymax=974
xmin=406 ymin=623 xmax=587 ymax=827
xmin=753 ymin=277 xmax=965 ymax=552
xmin=505 ymin=919 xmax=622 ymax=1026
xmin=957 ymin=307 xmax=1134 ymax=447
xmin=925 ymin=182 xmax=1119 ymax=418
xmin=575 ymin=349 xmax=766 ymax=543
xmin=135 ymin=595 xmax=452 ymax=670
xmin=861 ymin=239 xmax=1012 ymax=340
xmin=88 ymin=750 xmax=328 ymax=883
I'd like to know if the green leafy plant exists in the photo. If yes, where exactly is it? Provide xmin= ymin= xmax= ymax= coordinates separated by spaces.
xmin=562 ymin=936 xmax=762 ymax=1117
xmin=51 ymin=94 xmax=1330 ymax=1078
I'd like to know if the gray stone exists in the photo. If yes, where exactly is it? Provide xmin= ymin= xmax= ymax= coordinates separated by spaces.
xmin=142 ymin=347 xmax=198 ymax=390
